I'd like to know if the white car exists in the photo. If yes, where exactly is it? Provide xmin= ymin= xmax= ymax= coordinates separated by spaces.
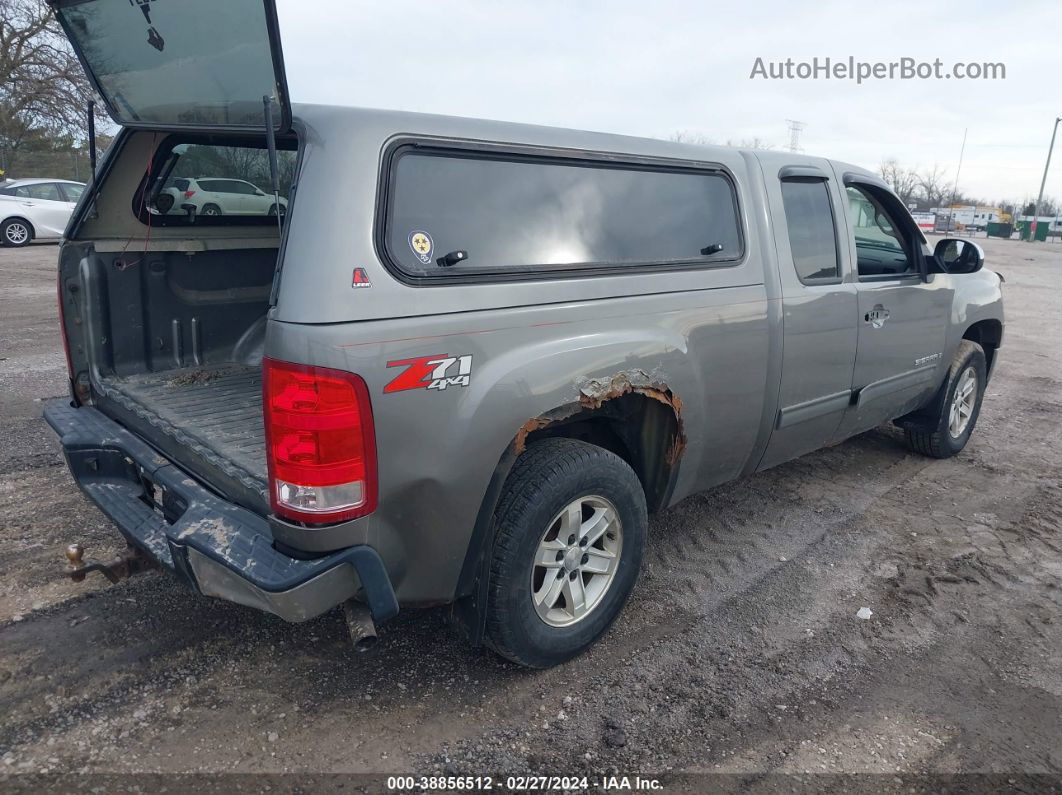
xmin=0 ymin=179 xmax=86 ymax=247
xmin=157 ymin=177 xmax=287 ymax=218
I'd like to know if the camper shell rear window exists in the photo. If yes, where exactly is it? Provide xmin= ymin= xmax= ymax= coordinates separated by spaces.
xmin=380 ymin=142 xmax=744 ymax=282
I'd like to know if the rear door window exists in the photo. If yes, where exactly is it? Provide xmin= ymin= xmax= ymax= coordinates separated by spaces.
xmin=384 ymin=147 xmax=743 ymax=279
xmin=780 ymin=180 xmax=840 ymax=282
xmin=231 ymin=180 xmax=261 ymax=195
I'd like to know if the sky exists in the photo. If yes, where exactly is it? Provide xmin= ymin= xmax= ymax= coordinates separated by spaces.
xmin=275 ymin=0 xmax=1061 ymax=206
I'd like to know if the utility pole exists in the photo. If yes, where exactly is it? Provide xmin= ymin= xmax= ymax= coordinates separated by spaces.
xmin=1030 ymin=116 xmax=1061 ymax=241
xmin=945 ymin=128 xmax=968 ymax=234
xmin=785 ymin=119 xmax=805 ymax=153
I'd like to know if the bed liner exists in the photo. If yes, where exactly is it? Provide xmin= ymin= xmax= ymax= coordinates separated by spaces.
xmin=93 ymin=365 xmax=267 ymax=510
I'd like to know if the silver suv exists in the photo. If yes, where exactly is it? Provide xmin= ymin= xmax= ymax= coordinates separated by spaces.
xmin=156 ymin=177 xmax=287 ymax=217
xmin=47 ymin=0 xmax=1003 ymax=667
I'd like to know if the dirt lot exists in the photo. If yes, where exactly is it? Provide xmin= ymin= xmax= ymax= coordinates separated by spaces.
xmin=0 ymin=237 xmax=1059 ymax=789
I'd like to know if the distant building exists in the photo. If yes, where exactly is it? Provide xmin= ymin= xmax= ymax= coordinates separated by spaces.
xmin=910 ymin=211 xmax=936 ymax=232
xmin=1016 ymin=215 xmax=1062 ymax=232
xmin=930 ymin=204 xmax=1002 ymax=230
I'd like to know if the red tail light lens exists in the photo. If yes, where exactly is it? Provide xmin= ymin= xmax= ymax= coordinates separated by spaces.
xmin=183 ymin=190 xmax=196 ymax=198
xmin=263 ymin=358 xmax=377 ymax=524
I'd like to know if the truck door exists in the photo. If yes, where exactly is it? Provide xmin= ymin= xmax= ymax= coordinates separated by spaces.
xmin=831 ymin=175 xmax=952 ymax=439
xmin=758 ymin=162 xmax=858 ymax=470
xmin=49 ymin=0 xmax=291 ymax=134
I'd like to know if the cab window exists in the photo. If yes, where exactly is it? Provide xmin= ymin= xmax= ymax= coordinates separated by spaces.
xmin=137 ymin=137 xmax=296 ymax=226
xmin=846 ymin=185 xmax=915 ymax=277
xmin=780 ymin=179 xmax=840 ymax=282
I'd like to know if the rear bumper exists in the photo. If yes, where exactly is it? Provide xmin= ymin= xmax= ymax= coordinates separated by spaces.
xmin=44 ymin=400 xmax=398 ymax=624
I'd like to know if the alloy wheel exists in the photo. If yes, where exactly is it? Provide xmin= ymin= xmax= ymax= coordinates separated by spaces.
xmin=5 ymin=222 xmax=29 ymax=244
xmin=530 ymin=495 xmax=623 ymax=627
xmin=948 ymin=366 xmax=977 ymax=437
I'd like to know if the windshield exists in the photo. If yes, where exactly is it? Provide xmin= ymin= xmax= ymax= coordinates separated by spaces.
xmin=56 ymin=0 xmax=287 ymax=130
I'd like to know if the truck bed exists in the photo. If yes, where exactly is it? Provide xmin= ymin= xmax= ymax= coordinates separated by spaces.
xmin=94 ymin=365 xmax=268 ymax=509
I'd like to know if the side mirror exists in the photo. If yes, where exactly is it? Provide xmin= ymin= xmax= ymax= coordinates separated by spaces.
xmin=935 ymin=238 xmax=984 ymax=274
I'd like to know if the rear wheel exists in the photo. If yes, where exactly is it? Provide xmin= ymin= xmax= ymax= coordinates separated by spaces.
xmin=2 ymin=218 xmax=33 ymax=247
xmin=200 ymin=203 xmax=222 ymax=216
xmin=485 ymin=438 xmax=646 ymax=668
xmin=905 ymin=340 xmax=987 ymax=458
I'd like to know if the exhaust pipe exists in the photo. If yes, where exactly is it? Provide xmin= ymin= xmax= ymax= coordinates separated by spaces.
xmin=342 ymin=600 xmax=378 ymax=652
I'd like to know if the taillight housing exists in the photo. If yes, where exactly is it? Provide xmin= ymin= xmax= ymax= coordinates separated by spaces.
xmin=56 ymin=270 xmax=74 ymax=385
xmin=262 ymin=358 xmax=377 ymax=524
xmin=183 ymin=189 xmax=196 ymax=198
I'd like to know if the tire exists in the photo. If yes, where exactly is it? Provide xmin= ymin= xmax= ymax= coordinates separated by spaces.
xmin=905 ymin=340 xmax=987 ymax=458
xmin=268 ymin=203 xmax=286 ymax=216
xmin=155 ymin=193 xmax=175 ymax=214
xmin=200 ymin=204 xmax=222 ymax=216
xmin=1 ymin=218 xmax=33 ymax=247
xmin=485 ymin=438 xmax=647 ymax=668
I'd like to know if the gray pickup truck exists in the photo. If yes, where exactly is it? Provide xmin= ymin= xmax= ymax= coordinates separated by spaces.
xmin=46 ymin=0 xmax=1002 ymax=667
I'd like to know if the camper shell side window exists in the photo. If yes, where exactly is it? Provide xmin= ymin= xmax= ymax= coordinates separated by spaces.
xmin=378 ymin=141 xmax=745 ymax=283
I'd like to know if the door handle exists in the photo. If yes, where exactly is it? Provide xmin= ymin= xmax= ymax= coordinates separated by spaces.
xmin=20 ymin=201 xmax=36 ymax=206
xmin=864 ymin=304 xmax=890 ymax=328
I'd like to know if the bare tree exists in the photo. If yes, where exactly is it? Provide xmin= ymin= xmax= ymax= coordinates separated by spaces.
xmin=669 ymin=131 xmax=774 ymax=149
xmin=669 ymin=130 xmax=715 ymax=145
xmin=1021 ymin=197 xmax=1058 ymax=217
xmin=726 ymin=137 xmax=774 ymax=150
xmin=916 ymin=164 xmax=954 ymax=210
xmin=0 ymin=0 xmax=106 ymax=174
xmin=878 ymin=159 xmax=919 ymax=207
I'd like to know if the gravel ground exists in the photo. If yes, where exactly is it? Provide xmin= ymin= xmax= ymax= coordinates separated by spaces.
xmin=0 ymin=237 xmax=1059 ymax=789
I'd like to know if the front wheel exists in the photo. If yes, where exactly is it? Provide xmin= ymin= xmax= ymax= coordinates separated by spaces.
xmin=905 ymin=340 xmax=987 ymax=458
xmin=485 ymin=438 xmax=647 ymax=668
xmin=2 ymin=218 xmax=33 ymax=247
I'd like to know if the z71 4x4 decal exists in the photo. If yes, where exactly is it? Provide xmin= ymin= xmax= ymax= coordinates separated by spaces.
xmin=384 ymin=354 xmax=473 ymax=393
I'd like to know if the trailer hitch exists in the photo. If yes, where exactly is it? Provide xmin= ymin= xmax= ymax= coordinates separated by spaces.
xmin=64 ymin=543 xmax=156 ymax=584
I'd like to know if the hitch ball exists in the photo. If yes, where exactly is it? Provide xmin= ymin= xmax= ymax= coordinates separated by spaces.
xmin=65 ymin=543 xmax=86 ymax=568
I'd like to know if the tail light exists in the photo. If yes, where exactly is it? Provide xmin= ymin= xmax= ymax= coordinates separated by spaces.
xmin=183 ymin=190 xmax=196 ymax=198
xmin=263 ymin=358 xmax=377 ymax=524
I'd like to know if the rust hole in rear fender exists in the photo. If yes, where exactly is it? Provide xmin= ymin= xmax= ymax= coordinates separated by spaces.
xmin=513 ymin=369 xmax=686 ymax=502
